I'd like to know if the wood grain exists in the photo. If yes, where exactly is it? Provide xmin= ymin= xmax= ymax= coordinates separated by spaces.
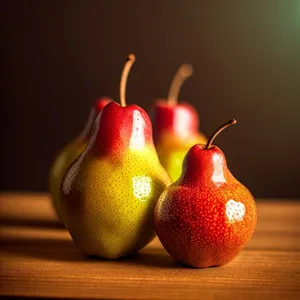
xmin=0 ymin=193 xmax=299 ymax=299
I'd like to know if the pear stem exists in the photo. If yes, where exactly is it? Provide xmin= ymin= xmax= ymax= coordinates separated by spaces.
xmin=205 ymin=119 xmax=237 ymax=149
xmin=120 ymin=54 xmax=136 ymax=107
xmin=167 ymin=64 xmax=193 ymax=105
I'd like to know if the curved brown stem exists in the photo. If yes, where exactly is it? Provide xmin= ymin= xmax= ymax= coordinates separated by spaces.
xmin=167 ymin=64 xmax=193 ymax=105
xmin=120 ymin=54 xmax=136 ymax=107
xmin=205 ymin=119 xmax=237 ymax=149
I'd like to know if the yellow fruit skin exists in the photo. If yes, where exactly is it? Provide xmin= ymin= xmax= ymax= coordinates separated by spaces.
xmin=60 ymin=146 xmax=172 ymax=259
xmin=49 ymin=139 xmax=87 ymax=220
xmin=156 ymin=132 xmax=207 ymax=182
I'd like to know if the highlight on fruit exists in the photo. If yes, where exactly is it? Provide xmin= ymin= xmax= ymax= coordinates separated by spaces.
xmin=49 ymin=54 xmax=256 ymax=270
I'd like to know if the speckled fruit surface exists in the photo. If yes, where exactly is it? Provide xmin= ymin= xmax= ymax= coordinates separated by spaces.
xmin=154 ymin=144 xmax=257 ymax=268
xmin=49 ymin=98 xmax=111 ymax=220
xmin=49 ymin=140 xmax=87 ymax=220
xmin=151 ymin=100 xmax=207 ymax=181
xmin=60 ymin=102 xmax=172 ymax=259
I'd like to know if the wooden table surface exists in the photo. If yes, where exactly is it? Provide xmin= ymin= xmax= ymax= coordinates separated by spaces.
xmin=0 ymin=193 xmax=299 ymax=300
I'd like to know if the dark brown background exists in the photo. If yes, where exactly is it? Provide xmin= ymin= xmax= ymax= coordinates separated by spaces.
xmin=1 ymin=0 xmax=300 ymax=197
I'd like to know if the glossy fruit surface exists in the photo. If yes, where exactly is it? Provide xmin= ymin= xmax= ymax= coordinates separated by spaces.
xmin=49 ymin=98 xmax=111 ymax=220
xmin=154 ymin=121 xmax=257 ymax=268
xmin=60 ymin=101 xmax=171 ymax=259
xmin=152 ymin=100 xmax=206 ymax=181
xmin=60 ymin=55 xmax=171 ymax=259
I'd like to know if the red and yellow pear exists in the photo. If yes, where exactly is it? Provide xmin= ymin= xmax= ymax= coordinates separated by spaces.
xmin=49 ymin=97 xmax=111 ymax=220
xmin=154 ymin=119 xmax=257 ymax=268
xmin=151 ymin=64 xmax=207 ymax=182
xmin=60 ymin=54 xmax=171 ymax=259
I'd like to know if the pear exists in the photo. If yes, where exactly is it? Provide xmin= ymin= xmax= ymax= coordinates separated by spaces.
xmin=60 ymin=54 xmax=171 ymax=259
xmin=49 ymin=98 xmax=111 ymax=220
xmin=151 ymin=64 xmax=207 ymax=182
xmin=154 ymin=120 xmax=257 ymax=268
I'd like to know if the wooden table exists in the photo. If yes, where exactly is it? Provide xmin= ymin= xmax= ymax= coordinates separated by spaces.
xmin=0 ymin=193 xmax=299 ymax=299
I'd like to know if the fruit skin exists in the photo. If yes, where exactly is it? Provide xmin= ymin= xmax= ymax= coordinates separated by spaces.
xmin=49 ymin=98 xmax=111 ymax=220
xmin=60 ymin=102 xmax=172 ymax=259
xmin=154 ymin=144 xmax=257 ymax=268
xmin=151 ymin=100 xmax=207 ymax=182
